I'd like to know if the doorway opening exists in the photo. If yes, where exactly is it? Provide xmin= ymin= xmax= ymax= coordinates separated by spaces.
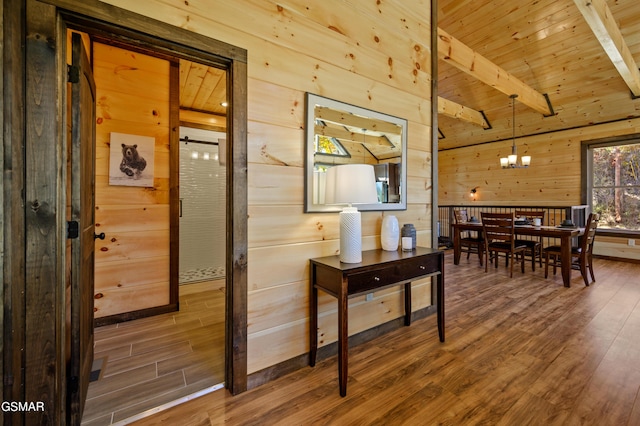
xmin=58 ymin=5 xmax=247 ymax=422
xmin=73 ymin=36 xmax=229 ymax=424
xmin=178 ymin=127 xmax=227 ymax=285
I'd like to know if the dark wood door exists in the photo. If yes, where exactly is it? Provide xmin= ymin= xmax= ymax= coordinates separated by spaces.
xmin=68 ymin=31 xmax=97 ymax=425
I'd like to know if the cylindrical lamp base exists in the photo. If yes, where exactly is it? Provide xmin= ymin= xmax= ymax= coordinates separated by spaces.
xmin=339 ymin=207 xmax=362 ymax=263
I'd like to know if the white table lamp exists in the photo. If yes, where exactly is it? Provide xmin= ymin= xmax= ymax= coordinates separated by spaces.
xmin=325 ymin=164 xmax=379 ymax=263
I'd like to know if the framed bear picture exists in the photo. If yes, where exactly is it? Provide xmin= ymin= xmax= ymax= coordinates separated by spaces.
xmin=108 ymin=132 xmax=155 ymax=187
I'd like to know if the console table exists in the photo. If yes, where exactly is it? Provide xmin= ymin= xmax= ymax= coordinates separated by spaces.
xmin=309 ymin=247 xmax=445 ymax=396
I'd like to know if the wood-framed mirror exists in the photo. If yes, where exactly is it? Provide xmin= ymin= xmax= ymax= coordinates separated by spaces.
xmin=304 ymin=93 xmax=408 ymax=212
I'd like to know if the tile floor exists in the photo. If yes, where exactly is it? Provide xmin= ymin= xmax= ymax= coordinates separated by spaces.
xmin=82 ymin=280 xmax=225 ymax=425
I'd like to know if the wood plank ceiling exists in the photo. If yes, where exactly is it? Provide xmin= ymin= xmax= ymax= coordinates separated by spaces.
xmin=437 ymin=0 xmax=640 ymax=150
xmin=179 ymin=59 xmax=227 ymax=117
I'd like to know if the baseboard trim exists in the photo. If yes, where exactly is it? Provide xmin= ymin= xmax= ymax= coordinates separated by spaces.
xmin=247 ymin=305 xmax=437 ymax=390
xmin=94 ymin=303 xmax=179 ymax=327
xmin=594 ymin=254 xmax=640 ymax=264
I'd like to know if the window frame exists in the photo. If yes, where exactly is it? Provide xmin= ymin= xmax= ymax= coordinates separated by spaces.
xmin=582 ymin=133 xmax=640 ymax=238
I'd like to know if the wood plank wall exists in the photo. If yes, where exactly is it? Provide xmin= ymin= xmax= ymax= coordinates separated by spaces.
xmin=439 ymin=117 xmax=640 ymax=261
xmin=99 ymin=0 xmax=434 ymax=374
xmin=93 ymin=42 xmax=172 ymax=318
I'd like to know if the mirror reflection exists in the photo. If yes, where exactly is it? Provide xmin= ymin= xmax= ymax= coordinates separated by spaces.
xmin=304 ymin=93 xmax=408 ymax=212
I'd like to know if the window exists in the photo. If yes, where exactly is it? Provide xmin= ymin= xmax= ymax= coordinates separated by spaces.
xmin=314 ymin=134 xmax=349 ymax=157
xmin=587 ymin=139 xmax=640 ymax=232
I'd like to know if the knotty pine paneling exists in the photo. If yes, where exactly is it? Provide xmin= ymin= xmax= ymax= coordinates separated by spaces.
xmin=247 ymin=228 xmax=433 ymax=294
xmin=180 ymin=0 xmax=433 ymax=96
xmin=248 ymin=280 xmax=432 ymax=373
xmin=101 ymin=0 xmax=434 ymax=375
xmin=248 ymin=163 xmax=303 ymax=206
xmin=248 ymin=245 xmax=319 ymax=292
xmin=392 ymin=205 xmax=433 ymax=236
xmin=247 ymin=205 xmax=345 ymax=249
xmin=440 ymin=118 xmax=640 ymax=206
xmin=406 ymin=152 xmax=433 ymax=180
xmin=248 ymin=281 xmax=308 ymax=334
xmin=101 ymin=0 xmax=431 ymax=126
xmin=95 ymin=256 xmax=170 ymax=292
xmin=95 ymin=205 xmax=169 ymax=232
xmin=95 ymin=229 xmax=170 ymax=262
xmin=93 ymin=41 xmax=171 ymax=318
xmin=247 ymin=121 xmax=304 ymax=167
xmin=248 ymin=80 xmax=304 ymax=129
xmin=93 ymin=277 xmax=170 ymax=318
xmin=94 ymin=177 xmax=170 ymax=206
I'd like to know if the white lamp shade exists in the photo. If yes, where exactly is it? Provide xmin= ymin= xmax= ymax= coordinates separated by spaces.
xmin=325 ymin=164 xmax=378 ymax=205
xmin=500 ymin=157 xmax=509 ymax=168
xmin=521 ymin=155 xmax=531 ymax=167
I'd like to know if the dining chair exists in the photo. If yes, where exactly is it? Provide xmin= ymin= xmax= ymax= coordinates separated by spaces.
xmin=481 ymin=212 xmax=527 ymax=278
xmin=453 ymin=209 xmax=483 ymax=265
xmin=514 ymin=210 xmax=545 ymax=271
xmin=543 ymin=212 xmax=600 ymax=286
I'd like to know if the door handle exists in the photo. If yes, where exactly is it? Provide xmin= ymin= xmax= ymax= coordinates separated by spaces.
xmin=94 ymin=232 xmax=105 ymax=240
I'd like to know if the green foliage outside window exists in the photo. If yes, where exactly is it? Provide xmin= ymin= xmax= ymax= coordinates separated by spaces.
xmin=591 ymin=144 xmax=640 ymax=230
xmin=315 ymin=135 xmax=347 ymax=156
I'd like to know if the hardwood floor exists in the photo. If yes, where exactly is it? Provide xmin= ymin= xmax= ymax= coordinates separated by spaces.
xmin=130 ymin=251 xmax=640 ymax=425
xmin=81 ymin=280 xmax=225 ymax=425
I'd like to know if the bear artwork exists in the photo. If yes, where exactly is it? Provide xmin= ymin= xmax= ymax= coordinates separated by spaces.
xmin=119 ymin=144 xmax=147 ymax=178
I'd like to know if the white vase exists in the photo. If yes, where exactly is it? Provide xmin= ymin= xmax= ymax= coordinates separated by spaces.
xmin=381 ymin=215 xmax=399 ymax=251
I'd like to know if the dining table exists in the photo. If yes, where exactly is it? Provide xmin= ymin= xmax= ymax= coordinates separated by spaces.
xmin=452 ymin=221 xmax=583 ymax=287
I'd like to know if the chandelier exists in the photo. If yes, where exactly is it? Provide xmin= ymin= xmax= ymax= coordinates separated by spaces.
xmin=500 ymin=94 xmax=531 ymax=168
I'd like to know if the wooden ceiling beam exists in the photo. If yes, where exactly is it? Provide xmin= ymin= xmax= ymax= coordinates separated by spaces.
xmin=437 ymin=27 xmax=553 ymax=116
xmin=315 ymin=106 xmax=402 ymax=135
xmin=179 ymin=109 xmax=226 ymax=131
xmin=438 ymin=96 xmax=490 ymax=129
xmin=573 ymin=0 xmax=640 ymax=97
xmin=314 ymin=124 xmax=394 ymax=147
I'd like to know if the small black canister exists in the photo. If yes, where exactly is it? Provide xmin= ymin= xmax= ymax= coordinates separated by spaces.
xmin=401 ymin=223 xmax=417 ymax=249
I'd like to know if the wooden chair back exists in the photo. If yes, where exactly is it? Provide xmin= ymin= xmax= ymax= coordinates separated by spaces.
xmin=580 ymin=213 xmax=599 ymax=255
xmin=453 ymin=209 xmax=469 ymax=224
xmin=454 ymin=209 xmax=483 ymax=264
xmin=544 ymin=212 xmax=600 ymax=286
xmin=481 ymin=212 xmax=526 ymax=277
xmin=515 ymin=210 xmax=545 ymax=270
xmin=481 ymin=212 xmax=516 ymax=245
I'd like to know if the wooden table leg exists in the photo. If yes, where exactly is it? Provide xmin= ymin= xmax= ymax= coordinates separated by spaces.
xmin=404 ymin=282 xmax=412 ymax=326
xmin=437 ymin=253 xmax=445 ymax=342
xmin=560 ymin=234 xmax=572 ymax=288
xmin=309 ymin=265 xmax=318 ymax=367
xmin=453 ymin=227 xmax=461 ymax=265
xmin=338 ymin=285 xmax=348 ymax=397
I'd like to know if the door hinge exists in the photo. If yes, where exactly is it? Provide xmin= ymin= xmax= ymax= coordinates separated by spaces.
xmin=67 ymin=220 xmax=79 ymax=239
xmin=67 ymin=64 xmax=79 ymax=83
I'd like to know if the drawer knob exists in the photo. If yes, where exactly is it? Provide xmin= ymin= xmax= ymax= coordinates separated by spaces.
xmin=374 ymin=276 xmax=380 ymax=281
xmin=419 ymin=265 xmax=426 ymax=270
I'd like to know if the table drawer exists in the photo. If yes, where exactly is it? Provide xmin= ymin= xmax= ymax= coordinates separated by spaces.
xmin=347 ymin=255 xmax=439 ymax=295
